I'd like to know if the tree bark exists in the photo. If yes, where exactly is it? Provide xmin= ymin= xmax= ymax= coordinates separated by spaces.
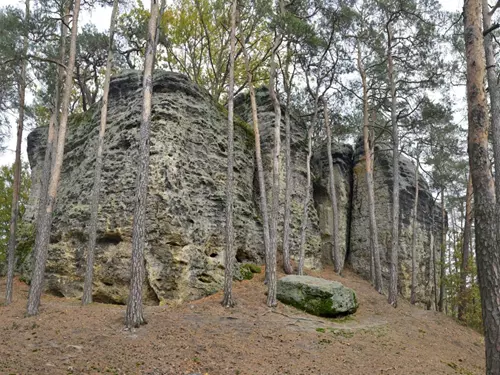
xmin=321 ymin=97 xmax=341 ymax=274
xmin=458 ymin=175 xmax=472 ymax=322
xmin=281 ymin=42 xmax=293 ymax=275
xmin=26 ymin=0 xmax=81 ymax=317
xmin=463 ymin=0 xmax=500 ymax=371
xmin=357 ymin=43 xmax=383 ymax=293
xmin=82 ymin=0 xmax=119 ymax=306
xmin=298 ymin=125 xmax=313 ymax=276
xmin=240 ymin=39 xmax=270 ymax=277
xmin=387 ymin=22 xmax=399 ymax=308
xmin=482 ymin=0 xmax=500 ymax=246
xmin=221 ymin=0 xmax=237 ymax=308
xmin=438 ymin=187 xmax=446 ymax=312
xmin=125 ymin=0 xmax=159 ymax=328
xmin=410 ymin=157 xmax=419 ymax=305
xmin=267 ymin=28 xmax=281 ymax=307
xmin=5 ymin=0 xmax=30 ymax=305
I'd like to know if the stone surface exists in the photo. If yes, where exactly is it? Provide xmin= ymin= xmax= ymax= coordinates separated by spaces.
xmin=349 ymin=139 xmax=443 ymax=307
xmin=277 ymin=275 xmax=358 ymax=317
xmin=22 ymin=71 xmax=444 ymax=306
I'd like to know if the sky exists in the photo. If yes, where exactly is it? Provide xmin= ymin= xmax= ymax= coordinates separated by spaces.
xmin=0 ymin=0 xmax=464 ymax=167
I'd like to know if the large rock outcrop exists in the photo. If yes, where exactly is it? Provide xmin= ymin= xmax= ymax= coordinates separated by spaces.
xmin=23 ymin=70 xmax=442 ymax=307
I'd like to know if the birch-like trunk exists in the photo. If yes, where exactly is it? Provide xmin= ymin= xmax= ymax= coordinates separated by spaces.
xmin=357 ymin=43 xmax=383 ymax=293
xmin=82 ymin=0 xmax=119 ymax=306
xmin=26 ymin=0 xmax=81 ymax=317
xmin=463 ymin=1 xmax=500 ymax=371
xmin=298 ymin=125 xmax=313 ymax=276
xmin=387 ymin=23 xmax=399 ymax=308
xmin=125 ymin=0 xmax=159 ymax=328
xmin=5 ymin=0 xmax=30 ymax=305
xmin=221 ymin=0 xmax=237 ymax=308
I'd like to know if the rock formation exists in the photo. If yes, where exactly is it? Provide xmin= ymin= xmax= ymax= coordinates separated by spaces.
xmin=23 ymin=70 xmax=442 ymax=307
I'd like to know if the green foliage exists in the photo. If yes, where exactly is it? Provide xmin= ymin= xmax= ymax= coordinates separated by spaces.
xmin=0 ymin=163 xmax=31 ymax=267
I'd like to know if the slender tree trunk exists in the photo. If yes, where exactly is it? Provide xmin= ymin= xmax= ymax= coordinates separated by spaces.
xmin=240 ymin=40 xmax=270 ymax=274
xmin=357 ymin=43 xmax=383 ymax=293
xmin=298 ymin=125 xmax=313 ymax=276
xmin=26 ymin=0 xmax=81 ymax=317
xmin=432 ymin=226 xmax=438 ymax=310
xmin=33 ymin=1 xmax=68 ymax=269
xmin=82 ymin=0 xmax=119 ymax=306
xmin=5 ymin=0 xmax=30 ymax=305
xmin=321 ymin=97 xmax=341 ymax=274
xmin=387 ymin=23 xmax=399 ymax=308
xmin=125 ymin=0 xmax=159 ymax=328
xmin=458 ymin=175 xmax=472 ymax=322
xmin=281 ymin=42 xmax=293 ymax=275
xmin=482 ymin=0 xmax=500 ymax=243
xmin=463 ymin=1 xmax=500 ymax=371
xmin=221 ymin=0 xmax=237 ymax=308
xmin=267 ymin=29 xmax=281 ymax=307
xmin=410 ymin=157 xmax=419 ymax=305
xmin=438 ymin=187 xmax=446 ymax=312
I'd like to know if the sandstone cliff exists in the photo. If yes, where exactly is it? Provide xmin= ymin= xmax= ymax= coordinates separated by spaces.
xmin=23 ymin=70 xmax=442 ymax=307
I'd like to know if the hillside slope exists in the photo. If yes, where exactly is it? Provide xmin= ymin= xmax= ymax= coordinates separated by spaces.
xmin=0 ymin=267 xmax=484 ymax=375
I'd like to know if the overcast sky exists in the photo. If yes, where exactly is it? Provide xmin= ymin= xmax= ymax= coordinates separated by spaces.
xmin=0 ymin=0 xmax=463 ymax=167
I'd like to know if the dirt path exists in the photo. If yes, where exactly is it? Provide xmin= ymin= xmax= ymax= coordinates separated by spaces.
xmin=0 ymin=268 xmax=484 ymax=375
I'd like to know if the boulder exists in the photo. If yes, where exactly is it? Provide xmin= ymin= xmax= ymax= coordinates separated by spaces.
xmin=277 ymin=275 xmax=358 ymax=317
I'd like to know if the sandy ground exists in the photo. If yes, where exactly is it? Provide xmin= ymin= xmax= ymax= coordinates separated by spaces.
xmin=0 ymin=267 xmax=485 ymax=375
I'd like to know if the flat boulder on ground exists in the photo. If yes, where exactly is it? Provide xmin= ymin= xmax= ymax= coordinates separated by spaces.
xmin=277 ymin=275 xmax=358 ymax=317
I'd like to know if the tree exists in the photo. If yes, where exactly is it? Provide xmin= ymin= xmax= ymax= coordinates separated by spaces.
xmin=82 ymin=0 xmax=120 ymax=306
xmin=221 ymin=0 xmax=237 ymax=308
xmin=463 ymin=0 xmax=500 ymax=371
xmin=410 ymin=151 xmax=420 ymax=305
xmin=26 ymin=0 xmax=81 ymax=317
xmin=0 ymin=164 xmax=31 ymax=273
xmin=125 ymin=0 xmax=160 ymax=328
xmin=4 ymin=0 xmax=29 ymax=305
xmin=458 ymin=175 xmax=472 ymax=321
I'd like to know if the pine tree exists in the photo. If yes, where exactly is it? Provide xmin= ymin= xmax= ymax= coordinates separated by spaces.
xmin=82 ymin=0 xmax=120 ymax=306
xmin=5 ymin=0 xmax=29 ymax=305
xmin=221 ymin=0 xmax=237 ymax=309
xmin=125 ymin=0 xmax=160 ymax=328
xmin=26 ymin=0 xmax=81 ymax=317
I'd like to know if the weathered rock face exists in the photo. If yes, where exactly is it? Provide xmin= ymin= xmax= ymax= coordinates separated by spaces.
xmin=26 ymin=71 xmax=263 ymax=304
xmin=349 ymin=140 xmax=443 ymax=306
xmin=24 ymin=71 xmax=442 ymax=306
xmin=277 ymin=275 xmax=358 ymax=317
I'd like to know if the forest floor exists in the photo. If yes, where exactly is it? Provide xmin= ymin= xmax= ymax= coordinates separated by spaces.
xmin=0 ymin=267 xmax=485 ymax=375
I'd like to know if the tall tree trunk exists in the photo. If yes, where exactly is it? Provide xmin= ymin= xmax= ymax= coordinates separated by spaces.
xmin=281 ymin=42 xmax=293 ymax=275
xmin=4 ymin=0 xmax=30 ymax=305
xmin=221 ymin=0 xmax=237 ymax=308
xmin=267 ymin=28 xmax=281 ymax=307
xmin=33 ymin=1 xmax=68 ymax=269
xmin=125 ymin=0 xmax=159 ymax=328
xmin=82 ymin=0 xmax=119 ymax=306
xmin=240 ymin=39 xmax=270 ymax=276
xmin=483 ymin=0 xmax=500 ymax=240
xmin=463 ymin=1 xmax=500 ymax=371
xmin=458 ymin=175 xmax=472 ymax=321
xmin=26 ymin=0 xmax=81 ymax=317
xmin=410 ymin=156 xmax=419 ymax=305
xmin=298 ymin=125 xmax=313 ymax=276
xmin=357 ymin=43 xmax=383 ymax=293
xmin=438 ymin=187 xmax=446 ymax=312
xmin=321 ymin=97 xmax=341 ymax=274
xmin=387 ymin=23 xmax=399 ymax=308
